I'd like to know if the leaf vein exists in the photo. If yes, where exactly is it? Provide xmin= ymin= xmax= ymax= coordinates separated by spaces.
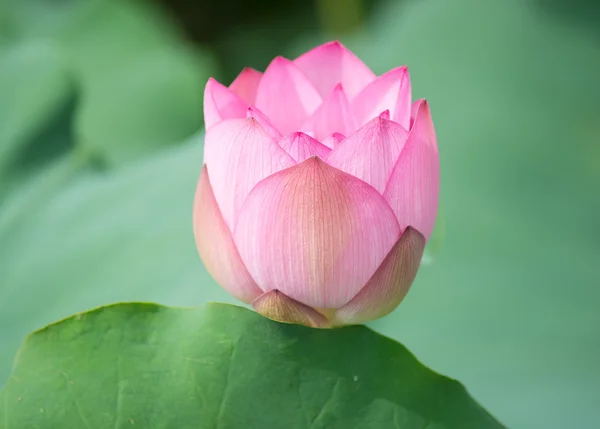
xmin=62 ymin=371 xmax=94 ymax=429
xmin=310 ymin=378 xmax=343 ymax=428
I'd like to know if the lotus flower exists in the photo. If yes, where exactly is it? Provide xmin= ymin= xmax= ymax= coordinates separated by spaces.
xmin=194 ymin=41 xmax=439 ymax=328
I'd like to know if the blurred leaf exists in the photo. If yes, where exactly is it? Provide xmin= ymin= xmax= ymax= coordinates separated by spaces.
xmin=0 ymin=303 xmax=504 ymax=429
xmin=75 ymin=46 xmax=207 ymax=166
xmin=1 ymin=0 xmax=217 ymax=166
xmin=0 ymin=40 xmax=75 ymax=195
xmin=0 ymin=153 xmax=87 ymax=237
xmin=1 ymin=0 xmax=180 ymax=64
xmin=0 ymin=135 xmax=231 ymax=385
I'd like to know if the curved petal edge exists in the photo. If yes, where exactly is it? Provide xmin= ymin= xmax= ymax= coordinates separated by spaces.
xmin=203 ymin=117 xmax=296 ymax=229
xmin=383 ymin=99 xmax=439 ymax=240
xmin=293 ymin=40 xmax=375 ymax=99
xmin=255 ymin=56 xmax=322 ymax=135
xmin=193 ymin=166 xmax=263 ymax=304
xmin=203 ymin=78 xmax=248 ymax=130
xmin=351 ymin=66 xmax=411 ymax=130
xmin=327 ymin=113 xmax=409 ymax=193
xmin=229 ymin=67 xmax=263 ymax=105
xmin=333 ymin=227 xmax=426 ymax=325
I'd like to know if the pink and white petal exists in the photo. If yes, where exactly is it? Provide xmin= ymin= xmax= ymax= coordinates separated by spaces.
xmin=234 ymin=157 xmax=401 ymax=309
xmin=247 ymin=107 xmax=282 ymax=140
xmin=322 ymin=132 xmax=346 ymax=149
xmin=294 ymin=41 xmax=375 ymax=99
xmin=383 ymin=99 xmax=439 ymax=240
xmin=203 ymin=117 xmax=296 ymax=230
xmin=255 ymin=57 xmax=322 ymax=135
xmin=333 ymin=227 xmax=425 ymax=325
xmin=229 ymin=67 xmax=263 ymax=105
xmin=351 ymin=66 xmax=411 ymax=130
xmin=301 ymin=84 xmax=355 ymax=141
xmin=193 ymin=166 xmax=263 ymax=304
xmin=277 ymin=132 xmax=331 ymax=162
xmin=326 ymin=112 xmax=409 ymax=193
xmin=203 ymin=78 xmax=248 ymax=130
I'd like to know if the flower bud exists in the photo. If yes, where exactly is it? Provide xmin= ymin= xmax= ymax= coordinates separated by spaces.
xmin=194 ymin=41 xmax=439 ymax=327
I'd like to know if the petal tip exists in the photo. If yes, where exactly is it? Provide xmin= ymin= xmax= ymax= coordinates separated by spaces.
xmin=402 ymin=226 xmax=426 ymax=246
xmin=378 ymin=110 xmax=391 ymax=120
xmin=300 ymin=154 xmax=326 ymax=167
xmin=271 ymin=55 xmax=290 ymax=66
xmin=415 ymin=98 xmax=429 ymax=110
xmin=393 ymin=65 xmax=409 ymax=74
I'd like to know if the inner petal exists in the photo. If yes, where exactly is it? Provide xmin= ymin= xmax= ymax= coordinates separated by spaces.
xmin=255 ymin=56 xmax=322 ymax=135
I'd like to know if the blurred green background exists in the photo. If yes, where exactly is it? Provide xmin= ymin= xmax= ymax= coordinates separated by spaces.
xmin=0 ymin=0 xmax=598 ymax=427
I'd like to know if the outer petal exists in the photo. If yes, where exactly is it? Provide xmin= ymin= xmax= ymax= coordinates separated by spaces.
xmin=234 ymin=157 xmax=401 ymax=308
xmin=252 ymin=290 xmax=330 ymax=328
xmin=301 ymin=84 xmax=355 ymax=141
xmin=255 ymin=57 xmax=322 ymax=135
xmin=277 ymin=132 xmax=331 ymax=162
xmin=326 ymin=111 xmax=409 ymax=193
xmin=351 ymin=66 xmax=411 ymax=130
xmin=203 ymin=78 xmax=248 ymax=129
xmin=333 ymin=227 xmax=425 ymax=325
xmin=294 ymin=41 xmax=375 ymax=99
xmin=203 ymin=117 xmax=296 ymax=230
xmin=383 ymin=99 xmax=439 ymax=240
xmin=193 ymin=166 xmax=263 ymax=304
xmin=229 ymin=67 xmax=262 ymax=105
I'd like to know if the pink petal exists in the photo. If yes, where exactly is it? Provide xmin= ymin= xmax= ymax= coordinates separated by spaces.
xmin=334 ymin=227 xmax=425 ymax=325
xmin=203 ymin=117 xmax=296 ymax=230
xmin=247 ymin=107 xmax=282 ymax=140
xmin=351 ymin=66 xmax=411 ymax=130
xmin=326 ymin=112 xmax=409 ymax=193
xmin=294 ymin=41 xmax=375 ymax=99
xmin=410 ymin=99 xmax=421 ymax=129
xmin=383 ymin=99 xmax=439 ymax=240
xmin=255 ymin=57 xmax=322 ymax=135
xmin=252 ymin=290 xmax=330 ymax=328
xmin=229 ymin=67 xmax=263 ymax=105
xmin=193 ymin=166 xmax=263 ymax=304
xmin=322 ymin=132 xmax=346 ymax=149
xmin=234 ymin=157 xmax=401 ymax=309
xmin=277 ymin=132 xmax=331 ymax=162
xmin=301 ymin=84 xmax=355 ymax=141
xmin=203 ymin=78 xmax=248 ymax=130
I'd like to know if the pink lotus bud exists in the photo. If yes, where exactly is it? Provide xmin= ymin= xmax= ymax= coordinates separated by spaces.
xmin=194 ymin=41 xmax=439 ymax=328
